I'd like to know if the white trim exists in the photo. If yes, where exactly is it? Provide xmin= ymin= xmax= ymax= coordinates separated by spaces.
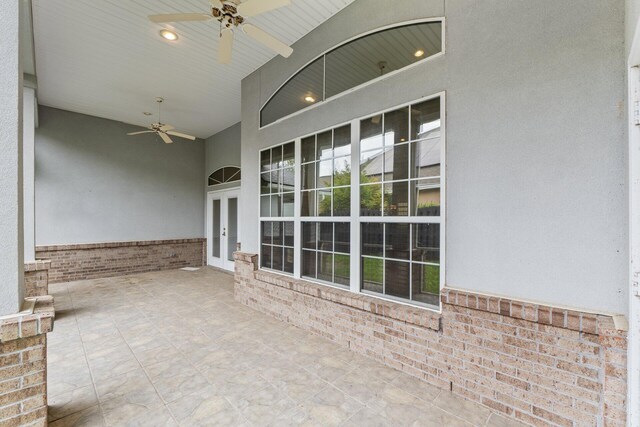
xmin=628 ymin=19 xmax=640 ymax=425
xmin=259 ymin=18 xmax=445 ymax=130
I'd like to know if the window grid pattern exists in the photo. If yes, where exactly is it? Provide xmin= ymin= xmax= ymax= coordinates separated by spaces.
xmin=301 ymin=125 xmax=351 ymax=217
xmin=359 ymin=97 xmax=442 ymax=307
xmin=257 ymin=95 xmax=443 ymax=310
xmin=208 ymin=166 xmax=241 ymax=186
xmin=260 ymin=142 xmax=295 ymax=218
xmin=302 ymin=222 xmax=350 ymax=287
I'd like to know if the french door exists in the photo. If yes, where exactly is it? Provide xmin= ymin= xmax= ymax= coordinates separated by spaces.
xmin=207 ymin=189 xmax=240 ymax=271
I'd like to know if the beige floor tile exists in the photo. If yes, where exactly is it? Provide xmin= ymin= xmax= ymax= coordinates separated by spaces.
xmin=432 ymin=391 xmax=492 ymax=426
xmin=48 ymin=404 xmax=105 ymax=427
xmin=48 ymin=268 xmax=501 ymax=427
xmin=486 ymin=412 xmax=530 ymax=427
xmin=48 ymin=385 xmax=98 ymax=422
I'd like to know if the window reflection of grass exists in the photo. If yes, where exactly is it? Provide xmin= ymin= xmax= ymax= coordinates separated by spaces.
xmin=421 ymin=264 xmax=440 ymax=295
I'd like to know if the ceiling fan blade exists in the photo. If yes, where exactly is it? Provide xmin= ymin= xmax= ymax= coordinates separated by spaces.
xmin=218 ymin=28 xmax=234 ymax=64
xmin=166 ymin=131 xmax=196 ymax=141
xmin=148 ymin=13 xmax=212 ymax=23
xmin=159 ymin=132 xmax=173 ymax=144
xmin=237 ymin=0 xmax=290 ymax=17
xmin=127 ymin=130 xmax=155 ymax=136
xmin=243 ymin=24 xmax=292 ymax=58
xmin=159 ymin=124 xmax=175 ymax=132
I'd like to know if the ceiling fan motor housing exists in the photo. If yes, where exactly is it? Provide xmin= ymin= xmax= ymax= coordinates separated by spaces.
xmin=212 ymin=3 xmax=244 ymax=27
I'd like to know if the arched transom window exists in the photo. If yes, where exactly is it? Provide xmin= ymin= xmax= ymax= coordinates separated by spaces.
xmin=208 ymin=166 xmax=241 ymax=186
xmin=260 ymin=20 xmax=443 ymax=127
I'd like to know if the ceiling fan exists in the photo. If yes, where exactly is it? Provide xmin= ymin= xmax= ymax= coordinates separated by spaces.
xmin=127 ymin=97 xmax=196 ymax=144
xmin=148 ymin=0 xmax=293 ymax=64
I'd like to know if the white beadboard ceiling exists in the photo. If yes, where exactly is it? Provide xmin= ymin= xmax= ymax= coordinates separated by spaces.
xmin=31 ymin=0 xmax=355 ymax=139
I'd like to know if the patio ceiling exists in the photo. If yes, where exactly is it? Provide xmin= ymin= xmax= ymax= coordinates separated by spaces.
xmin=31 ymin=0 xmax=354 ymax=139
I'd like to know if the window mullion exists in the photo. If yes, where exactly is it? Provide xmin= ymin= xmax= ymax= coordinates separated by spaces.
xmin=294 ymin=138 xmax=301 ymax=278
xmin=350 ymin=118 xmax=361 ymax=293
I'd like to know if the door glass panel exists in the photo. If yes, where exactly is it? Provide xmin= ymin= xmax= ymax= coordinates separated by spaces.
xmin=227 ymin=197 xmax=238 ymax=262
xmin=212 ymin=199 xmax=221 ymax=258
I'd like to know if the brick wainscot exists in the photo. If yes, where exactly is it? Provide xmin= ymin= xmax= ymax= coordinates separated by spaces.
xmin=0 ymin=297 xmax=54 ymax=427
xmin=234 ymin=252 xmax=627 ymax=427
xmin=37 ymin=238 xmax=206 ymax=283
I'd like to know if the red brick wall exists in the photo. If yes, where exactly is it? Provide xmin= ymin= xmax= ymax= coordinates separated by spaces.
xmin=234 ymin=252 xmax=627 ymax=427
xmin=37 ymin=238 xmax=206 ymax=283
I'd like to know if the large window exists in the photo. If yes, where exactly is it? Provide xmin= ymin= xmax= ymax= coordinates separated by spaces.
xmin=258 ymin=95 xmax=443 ymax=309
xmin=259 ymin=142 xmax=295 ymax=273
xmin=260 ymin=20 xmax=443 ymax=127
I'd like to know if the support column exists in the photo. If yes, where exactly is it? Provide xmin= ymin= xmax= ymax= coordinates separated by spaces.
xmin=23 ymin=87 xmax=35 ymax=263
xmin=0 ymin=0 xmax=24 ymax=316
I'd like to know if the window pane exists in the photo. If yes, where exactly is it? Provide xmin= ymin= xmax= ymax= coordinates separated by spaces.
xmin=362 ymin=257 xmax=383 ymax=294
xmin=261 ymin=56 xmax=324 ymax=126
xmin=317 ymin=130 xmax=332 ymax=160
xmin=272 ymin=246 xmax=284 ymax=271
xmin=271 ymin=146 xmax=283 ymax=170
xmin=411 ymin=178 xmax=440 ymax=216
xmin=384 ymin=144 xmax=409 ymax=181
xmin=318 ymin=160 xmax=332 ymax=188
xmin=284 ymin=222 xmax=294 ymax=247
xmin=334 ymin=125 xmax=351 ymax=156
xmin=302 ymin=163 xmax=315 ymax=190
xmin=384 ymin=181 xmax=408 ymax=216
xmin=284 ymin=248 xmax=294 ymax=273
xmin=261 ymin=221 xmax=272 ymax=245
xmin=360 ymin=149 xmax=383 ymax=182
xmin=260 ymin=150 xmax=271 ymax=172
xmin=302 ymin=250 xmax=316 ymax=278
xmin=282 ymin=192 xmax=295 ymax=216
xmin=318 ymin=189 xmax=332 ymax=216
xmin=411 ymin=138 xmax=440 ymax=179
xmin=412 ymin=223 xmax=440 ymax=263
xmin=360 ymin=183 xmax=382 ymax=216
xmin=412 ymin=263 xmax=440 ymax=305
xmin=260 ymin=172 xmax=271 ymax=195
xmin=302 ymin=222 xmax=316 ymax=249
xmin=261 ymin=245 xmax=272 ymax=269
xmin=360 ymin=116 xmax=383 ymax=151
xmin=319 ymin=223 xmax=334 ymax=252
xmin=318 ymin=252 xmax=333 ymax=282
xmin=271 ymin=195 xmax=281 ymax=217
xmin=271 ymin=221 xmax=282 ymax=246
xmin=385 ymin=223 xmax=410 ymax=260
xmin=325 ymin=22 xmax=443 ymax=99
xmin=334 ymin=156 xmax=351 ymax=184
xmin=282 ymin=167 xmax=294 ymax=192
xmin=301 ymin=190 xmax=316 ymax=216
xmin=282 ymin=142 xmax=295 ymax=167
xmin=385 ymin=260 xmax=410 ymax=299
xmin=260 ymin=196 xmax=270 ymax=217
xmin=411 ymin=98 xmax=441 ymax=141
xmin=334 ymin=254 xmax=350 ymax=286
xmin=211 ymin=168 xmax=224 ymax=185
xmin=334 ymin=222 xmax=350 ymax=253
xmin=361 ymin=223 xmax=383 ymax=256
xmin=384 ymin=107 xmax=409 ymax=145
xmin=333 ymin=187 xmax=350 ymax=216
xmin=302 ymin=136 xmax=316 ymax=163
xmin=212 ymin=199 xmax=221 ymax=258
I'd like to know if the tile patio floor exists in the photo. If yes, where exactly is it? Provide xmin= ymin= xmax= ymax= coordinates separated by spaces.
xmin=47 ymin=267 xmax=525 ymax=427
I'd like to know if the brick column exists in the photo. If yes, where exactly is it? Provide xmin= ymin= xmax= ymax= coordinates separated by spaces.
xmin=0 ymin=297 xmax=54 ymax=426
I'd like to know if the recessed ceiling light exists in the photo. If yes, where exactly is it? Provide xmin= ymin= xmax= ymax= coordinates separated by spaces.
xmin=160 ymin=29 xmax=178 ymax=41
xmin=304 ymin=95 xmax=316 ymax=103
xmin=414 ymin=49 xmax=425 ymax=58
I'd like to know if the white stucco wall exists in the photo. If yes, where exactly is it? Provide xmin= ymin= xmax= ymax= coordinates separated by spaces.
xmin=240 ymin=0 xmax=627 ymax=314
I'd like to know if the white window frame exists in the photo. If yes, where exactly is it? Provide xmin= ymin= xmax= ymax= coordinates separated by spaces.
xmin=257 ymin=92 xmax=446 ymax=312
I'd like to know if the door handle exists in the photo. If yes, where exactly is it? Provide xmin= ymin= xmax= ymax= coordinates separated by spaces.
xmin=222 ymin=227 xmax=226 ymax=237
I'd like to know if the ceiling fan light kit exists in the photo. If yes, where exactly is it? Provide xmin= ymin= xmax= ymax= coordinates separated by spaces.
xmin=148 ymin=0 xmax=294 ymax=64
